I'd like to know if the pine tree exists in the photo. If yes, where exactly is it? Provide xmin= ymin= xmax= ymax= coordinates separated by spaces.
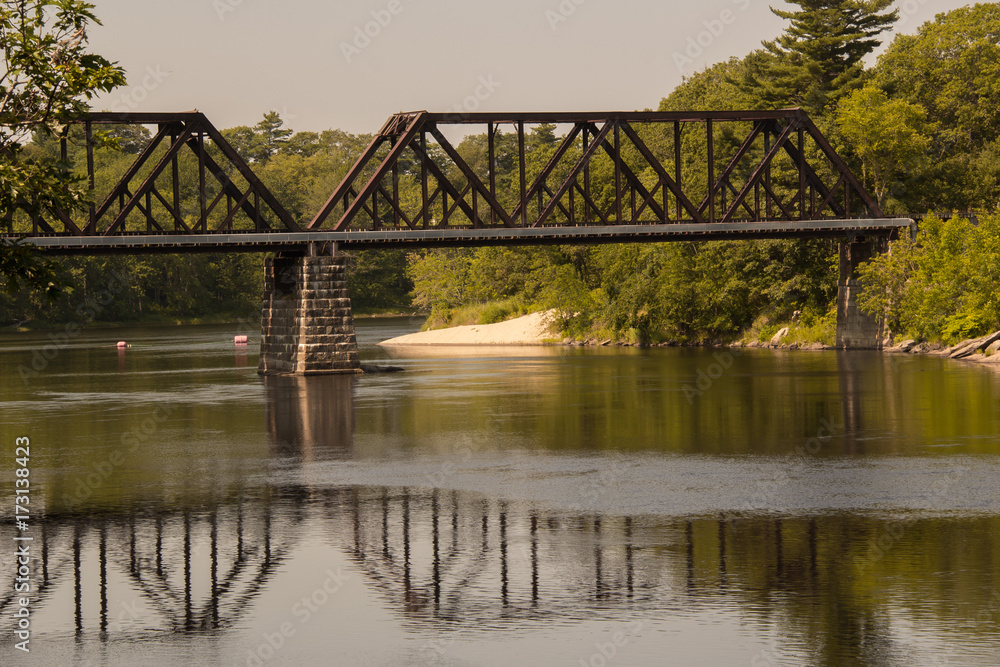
xmin=255 ymin=111 xmax=293 ymax=162
xmin=751 ymin=0 xmax=897 ymax=114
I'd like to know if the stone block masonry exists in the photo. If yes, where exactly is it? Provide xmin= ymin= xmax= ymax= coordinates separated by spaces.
xmin=836 ymin=237 xmax=888 ymax=350
xmin=258 ymin=254 xmax=362 ymax=375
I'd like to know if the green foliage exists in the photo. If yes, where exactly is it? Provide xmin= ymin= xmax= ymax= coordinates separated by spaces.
xmin=857 ymin=215 xmax=1000 ymax=344
xmin=409 ymin=237 xmax=838 ymax=344
xmin=660 ymin=58 xmax=759 ymax=113
xmin=868 ymin=3 xmax=1000 ymax=212
xmin=0 ymin=0 xmax=126 ymax=295
xmin=346 ymin=250 xmax=413 ymax=312
xmin=222 ymin=111 xmax=292 ymax=165
xmin=589 ymin=239 xmax=837 ymax=344
xmin=0 ymin=239 xmax=64 ymax=297
xmin=748 ymin=0 xmax=897 ymax=113
xmin=835 ymin=84 xmax=934 ymax=208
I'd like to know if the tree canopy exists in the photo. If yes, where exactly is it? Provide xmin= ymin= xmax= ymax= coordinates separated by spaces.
xmin=747 ymin=0 xmax=897 ymax=113
xmin=872 ymin=3 xmax=1000 ymax=211
xmin=0 ymin=0 xmax=125 ymax=295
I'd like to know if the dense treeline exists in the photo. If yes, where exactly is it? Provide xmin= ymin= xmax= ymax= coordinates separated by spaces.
xmin=3 ymin=3 xmax=998 ymax=344
xmin=411 ymin=3 xmax=1000 ymax=345
xmin=1 ymin=114 xmax=415 ymax=326
xmin=858 ymin=213 xmax=1000 ymax=344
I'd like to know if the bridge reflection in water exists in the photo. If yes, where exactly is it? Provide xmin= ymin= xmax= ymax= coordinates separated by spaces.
xmin=4 ymin=488 xmax=1000 ymax=663
xmin=3 ymin=363 xmax=999 ymax=665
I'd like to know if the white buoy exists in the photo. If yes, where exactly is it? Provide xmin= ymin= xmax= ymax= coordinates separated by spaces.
xmin=117 ymin=341 xmax=127 ymax=349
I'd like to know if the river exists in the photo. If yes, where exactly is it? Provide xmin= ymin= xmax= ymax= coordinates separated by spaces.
xmin=1 ymin=318 xmax=999 ymax=666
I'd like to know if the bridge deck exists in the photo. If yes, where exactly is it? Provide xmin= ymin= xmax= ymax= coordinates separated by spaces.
xmin=15 ymin=219 xmax=912 ymax=254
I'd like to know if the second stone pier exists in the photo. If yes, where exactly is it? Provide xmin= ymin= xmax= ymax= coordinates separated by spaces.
xmin=836 ymin=236 xmax=889 ymax=350
xmin=258 ymin=252 xmax=362 ymax=375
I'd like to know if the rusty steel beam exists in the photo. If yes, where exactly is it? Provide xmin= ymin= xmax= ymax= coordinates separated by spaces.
xmin=306 ymin=109 xmax=879 ymax=236
xmin=5 ymin=112 xmax=297 ymax=238
xmin=2 ymin=108 xmax=884 ymax=248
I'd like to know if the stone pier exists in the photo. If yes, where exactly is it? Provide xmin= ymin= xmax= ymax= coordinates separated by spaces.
xmin=836 ymin=236 xmax=887 ymax=350
xmin=258 ymin=251 xmax=362 ymax=375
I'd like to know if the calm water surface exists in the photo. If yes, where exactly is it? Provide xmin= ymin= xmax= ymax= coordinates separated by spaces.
xmin=1 ymin=318 xmax=1000 ymax=666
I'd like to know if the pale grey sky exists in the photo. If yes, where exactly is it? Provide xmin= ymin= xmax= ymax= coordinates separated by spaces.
xmin=88 ymin=0 xmax=973 ymax=134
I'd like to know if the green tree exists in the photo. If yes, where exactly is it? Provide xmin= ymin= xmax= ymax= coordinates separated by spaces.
xmin=346 ymin=250 xmax=413 ymax=312
xmin=750 ymin=0 xmax=897 ymax=113
xmin=255 ymin=110 xmax=292 ymax=162
xmin=858 ymin=215 xmax=1000 ymax=343
xmin=0 ymin=0 xmax=125 ymax=294
xmin=221 ymin=124 xmax=261 ymax=163
xmin=873 ymin=4 xmax=1000 ymax=211
xmin=836 ymin=84 xmax=934 ymax=209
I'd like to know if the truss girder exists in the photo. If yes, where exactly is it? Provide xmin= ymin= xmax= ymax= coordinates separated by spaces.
xmin=4 ymin=109 xmax=882 ymax=242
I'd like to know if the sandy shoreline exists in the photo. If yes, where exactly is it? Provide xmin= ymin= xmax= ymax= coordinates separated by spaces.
xmin=378 ymin=310 xmax=559 ymax=346
xmin=378 ymin=311 xmax=1000 ymax=367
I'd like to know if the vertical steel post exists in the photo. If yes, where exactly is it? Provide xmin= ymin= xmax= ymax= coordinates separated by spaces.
xmin=583 ymin=125 xmax=591 ymax=224
xmin=675 ymin=121 xmax=683 ymax=222
xmin=421 ymin=133 xmax=429 ymax=227
xmin=488 ymin=122 xmax=496 ymax=226
xmin=518 ymin=121 xmax=527 ymax=227
xmin=614 ymin=120 xmax=623 ymax=223
xmin=707 ymin=120 xmax=715 ymax=223
xmin=798 ymin=126 xmax=806 ymax=220
xmin=198 ymin=132 xmax=207 ymax=231
xmin=85 ymin=121 xmax=95 ymax=233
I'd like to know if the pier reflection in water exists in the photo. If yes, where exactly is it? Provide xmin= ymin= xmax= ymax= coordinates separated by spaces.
xmin=264 ymin=375 xmax=356 ymax=461
xmin=4 ymin=489 xmax=1000 ymax=666
xmin=3 ymin=322 xmax=1000 ymax=665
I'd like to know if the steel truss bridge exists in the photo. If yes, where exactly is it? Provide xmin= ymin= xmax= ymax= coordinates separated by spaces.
xmin=3 ymin=109 xmax=910 ymax=254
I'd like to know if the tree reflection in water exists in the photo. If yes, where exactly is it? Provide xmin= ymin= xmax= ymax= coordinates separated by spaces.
xmin=3 ymin=488 xmax=1000 ymax=666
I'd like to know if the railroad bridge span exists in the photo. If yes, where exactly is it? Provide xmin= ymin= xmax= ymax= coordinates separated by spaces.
xmin=2 ymin=110 xmax=910 ymax=373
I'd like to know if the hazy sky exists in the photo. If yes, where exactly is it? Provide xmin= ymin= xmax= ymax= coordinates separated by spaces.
xmin=88 ymin=0 xmax=973 ymax=135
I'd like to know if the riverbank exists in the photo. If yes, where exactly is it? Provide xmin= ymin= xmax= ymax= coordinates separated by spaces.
xmin=379 ymin=310 xmax=1000 ymax=368
xmin=884 ymin=332 xmax=1000 ymax=365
